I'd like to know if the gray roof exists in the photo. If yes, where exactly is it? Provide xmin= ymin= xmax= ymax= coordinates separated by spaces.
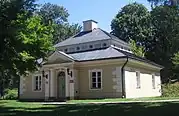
xmin=69 ymin=47 xmax=125 ymax=61
xmin=67 ymin=46 xmax=163 ymax=68
xmin=54 ymin=28 xmax=127 ymax=47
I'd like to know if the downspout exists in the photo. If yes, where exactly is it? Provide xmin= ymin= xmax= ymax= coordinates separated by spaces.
xmin=121 ymin=56 xmax=128 ymax=98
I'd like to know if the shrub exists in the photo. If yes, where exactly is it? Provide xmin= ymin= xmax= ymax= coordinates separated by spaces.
xmin=3 ymin=89 xmax=18 ymax=100
xmin=162 ymin=83 xmax=179 ymax=97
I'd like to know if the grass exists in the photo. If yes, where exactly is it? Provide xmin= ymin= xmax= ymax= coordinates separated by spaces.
xmin=68 ymin=97 xmax=179 ymax=103
xmin=1 ymin=100 xmax=179 ymax=116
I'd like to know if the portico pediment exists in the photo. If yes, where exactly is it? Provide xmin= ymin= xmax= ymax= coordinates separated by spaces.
xmin=45 ymin=51 xmax=75 ymax=65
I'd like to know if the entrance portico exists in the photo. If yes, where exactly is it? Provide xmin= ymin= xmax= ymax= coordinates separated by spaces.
xmin=42 ymin=51 xmax=76 ymax=101
xmin=42 ymin=63 xmax=75 ymax=100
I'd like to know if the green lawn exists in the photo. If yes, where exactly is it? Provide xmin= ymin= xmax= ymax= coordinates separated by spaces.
xmin=1 ymin=100 xmax=179 ymax=116
xmin=68 ymin=97 xmax=179 ymax=103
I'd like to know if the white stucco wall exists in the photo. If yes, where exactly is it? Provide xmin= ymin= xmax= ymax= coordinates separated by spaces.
xmin=124 ymin=67 xmax=162 ymax=98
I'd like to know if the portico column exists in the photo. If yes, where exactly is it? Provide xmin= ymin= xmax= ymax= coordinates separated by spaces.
xmin=45 ymin=70 xmax=50 ymax=100
xmin=50 ymin=69 xmax=55 ymax=98
xmin=65 ymin=68 xmax=69 ymax=98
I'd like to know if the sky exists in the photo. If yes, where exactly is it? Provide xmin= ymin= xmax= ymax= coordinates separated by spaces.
xmin=37 ymin=0 xmax=151 ymax=32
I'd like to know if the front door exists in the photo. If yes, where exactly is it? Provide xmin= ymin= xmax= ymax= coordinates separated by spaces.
xmin=57 ymin=71 xmax=66 ymax=98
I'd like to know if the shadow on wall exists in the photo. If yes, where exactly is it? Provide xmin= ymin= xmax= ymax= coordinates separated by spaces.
xmin=0 ymin=101 xmax=179 ymax=116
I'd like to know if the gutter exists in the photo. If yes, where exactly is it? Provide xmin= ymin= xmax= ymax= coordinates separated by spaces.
xmin=121 ymin=56 xmax=128 ymax=98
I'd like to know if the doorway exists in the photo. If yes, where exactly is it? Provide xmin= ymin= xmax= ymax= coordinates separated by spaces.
xmin=57 ymin=71 xmax=66 ymax=99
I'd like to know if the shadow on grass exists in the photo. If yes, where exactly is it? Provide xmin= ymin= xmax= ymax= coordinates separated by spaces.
xmin=0 ymin=102 xmax=179 ymax=116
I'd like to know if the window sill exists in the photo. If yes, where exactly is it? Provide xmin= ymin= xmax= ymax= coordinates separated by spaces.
xmin=90 ymin=88 xmax=102 ymax=90
xmin=33 ymin=90 xmax=42 ymax=92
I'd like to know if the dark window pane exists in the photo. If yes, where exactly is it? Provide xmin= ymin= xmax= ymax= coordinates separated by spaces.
xmin=98 ymin=77 xmax=101 ymax=82
xmin=92 ymin=78 xmax=96 ymax=82
xmin=89 ymin=45 xmax=93 ymax=48
xmin=65 ymin=49 xmax=68 ymax=52
xmin=92 ymin=72 xmax=96 ymax=77
xmin=92 ymin=83 xmax=96 ymax=88
xmin=35 ymin=76 xmax=38 ymax=81
xmin=97 ymin=72 xmax=101 ymax=77
xmin=35 ymin=85 xmax=38 ymax=90
xmin=76 ymin=47 xmax=80 ymax=50
xmin=103 ymin=43 xmax=107 ymax=47
xmin=98 ymin=83 xmax=101 ymax=88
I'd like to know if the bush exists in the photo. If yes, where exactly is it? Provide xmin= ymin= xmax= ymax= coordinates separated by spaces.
xmin=162 ymin=83 xmax=179 ymax=97
xmin=2 ymin=89 xmax=18 ymax=100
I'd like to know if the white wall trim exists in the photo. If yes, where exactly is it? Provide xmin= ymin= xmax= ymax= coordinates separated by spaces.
xmin=45 ymin=71 xmax=50 ymax=98
xmin=65 ymin=68 xmax=69 ymax=97
xmin=113 ymin=67 xmax=122 ymax=92
xmin=69 ymin=69 xmax=75 ymax=98
xmin=20 ymin=76 xmax=23 ymax=95
xmin=88 ymin=69 xmax=103 ymax=91
xmin=50 ymin=69 xmax=55 ymax=97
xmin=152 ymin=73 xmax=156 ymax=89
xmin=32 ymin=73 xmax=42 ymax=92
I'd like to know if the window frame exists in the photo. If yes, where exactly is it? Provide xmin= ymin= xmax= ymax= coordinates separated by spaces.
xmin=152 ymin=74 xmax=156 ymax=89
xmin=33 ymin=74 xmax=42 ymax=92
xmin=89 ymin=69 xmax=102 ymax=90
xmin=136 ymin=71 xmax=141 ymax=89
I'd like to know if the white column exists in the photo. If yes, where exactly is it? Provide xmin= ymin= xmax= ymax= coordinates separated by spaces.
xmin=45 ymin=71 xmax=50 ymax=100
xmin=50 ymin=69 xmax=55 ymax=97
xmin=65 ymin=68 xmax=69 ymax=97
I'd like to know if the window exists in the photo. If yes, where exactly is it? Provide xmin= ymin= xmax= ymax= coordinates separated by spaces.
xmin=76 ymin=46 xmax=80 ymax=51
xmin=34 ymin=75 xmax=42 ymax=91
xmin=136 ymin=71 xmax=141 ymax=89
xmin=89 ymin=69 xmax=102 ymax=89
xmin=89 ymin=45 xmax=93 ymax=49
xmin=152 ymin=74 xmax=156 ymax=89
xmin=103 ymin=43 xmax=107 ymax=47
xmin=64 ymin=48 xmax=68 ymax=52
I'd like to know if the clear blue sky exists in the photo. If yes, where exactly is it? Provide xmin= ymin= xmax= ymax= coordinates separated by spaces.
xmin=37 ymin=0 xmax=151 ymax=32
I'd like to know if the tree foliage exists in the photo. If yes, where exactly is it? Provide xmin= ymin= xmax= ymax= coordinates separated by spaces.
xmin=147 ymin=0 xmax=179 ymax=6
xmin=129 ymin=39 xmax=145 ymax=57
xmin=0 ymin=0 xmax=53 ymax=79
xmin=146 ymin=6 xmax=179 ymax=81
xmin=111 ymin=3 xmax=151 ymax=48
xmin=111 ymin=3 xmax=179 ymax=82
xmin=38 ymin=3 xmax=69 ymax=24
xmin=38 ymin=3 xmax=82 ymax=44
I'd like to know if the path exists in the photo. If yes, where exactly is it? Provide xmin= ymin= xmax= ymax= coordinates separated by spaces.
xmin=40 ymin=99 xmax=179 ymax=105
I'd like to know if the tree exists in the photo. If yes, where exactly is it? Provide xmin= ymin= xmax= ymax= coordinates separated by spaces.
xmin=38 ymin=3 xmax=82 ymax=44
xmin=146 ymin=5 xmax=179 ymax=82
xmin=111 ymin=3 xmax=179 ymax=82
xmin=52 ymin=23 xmax=82 ymax=44
xmin=129 ymin=39 xmax=145 ymax=57
xmin=38 ymin=3 xmax=69 ymax=25
xmin=0 ymin=0 xmax=53 ymax=94
xmin=111 ymin=3 xmax=151 ymax=48
xmin=147 ymin=0 xmax=179 ymax=6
